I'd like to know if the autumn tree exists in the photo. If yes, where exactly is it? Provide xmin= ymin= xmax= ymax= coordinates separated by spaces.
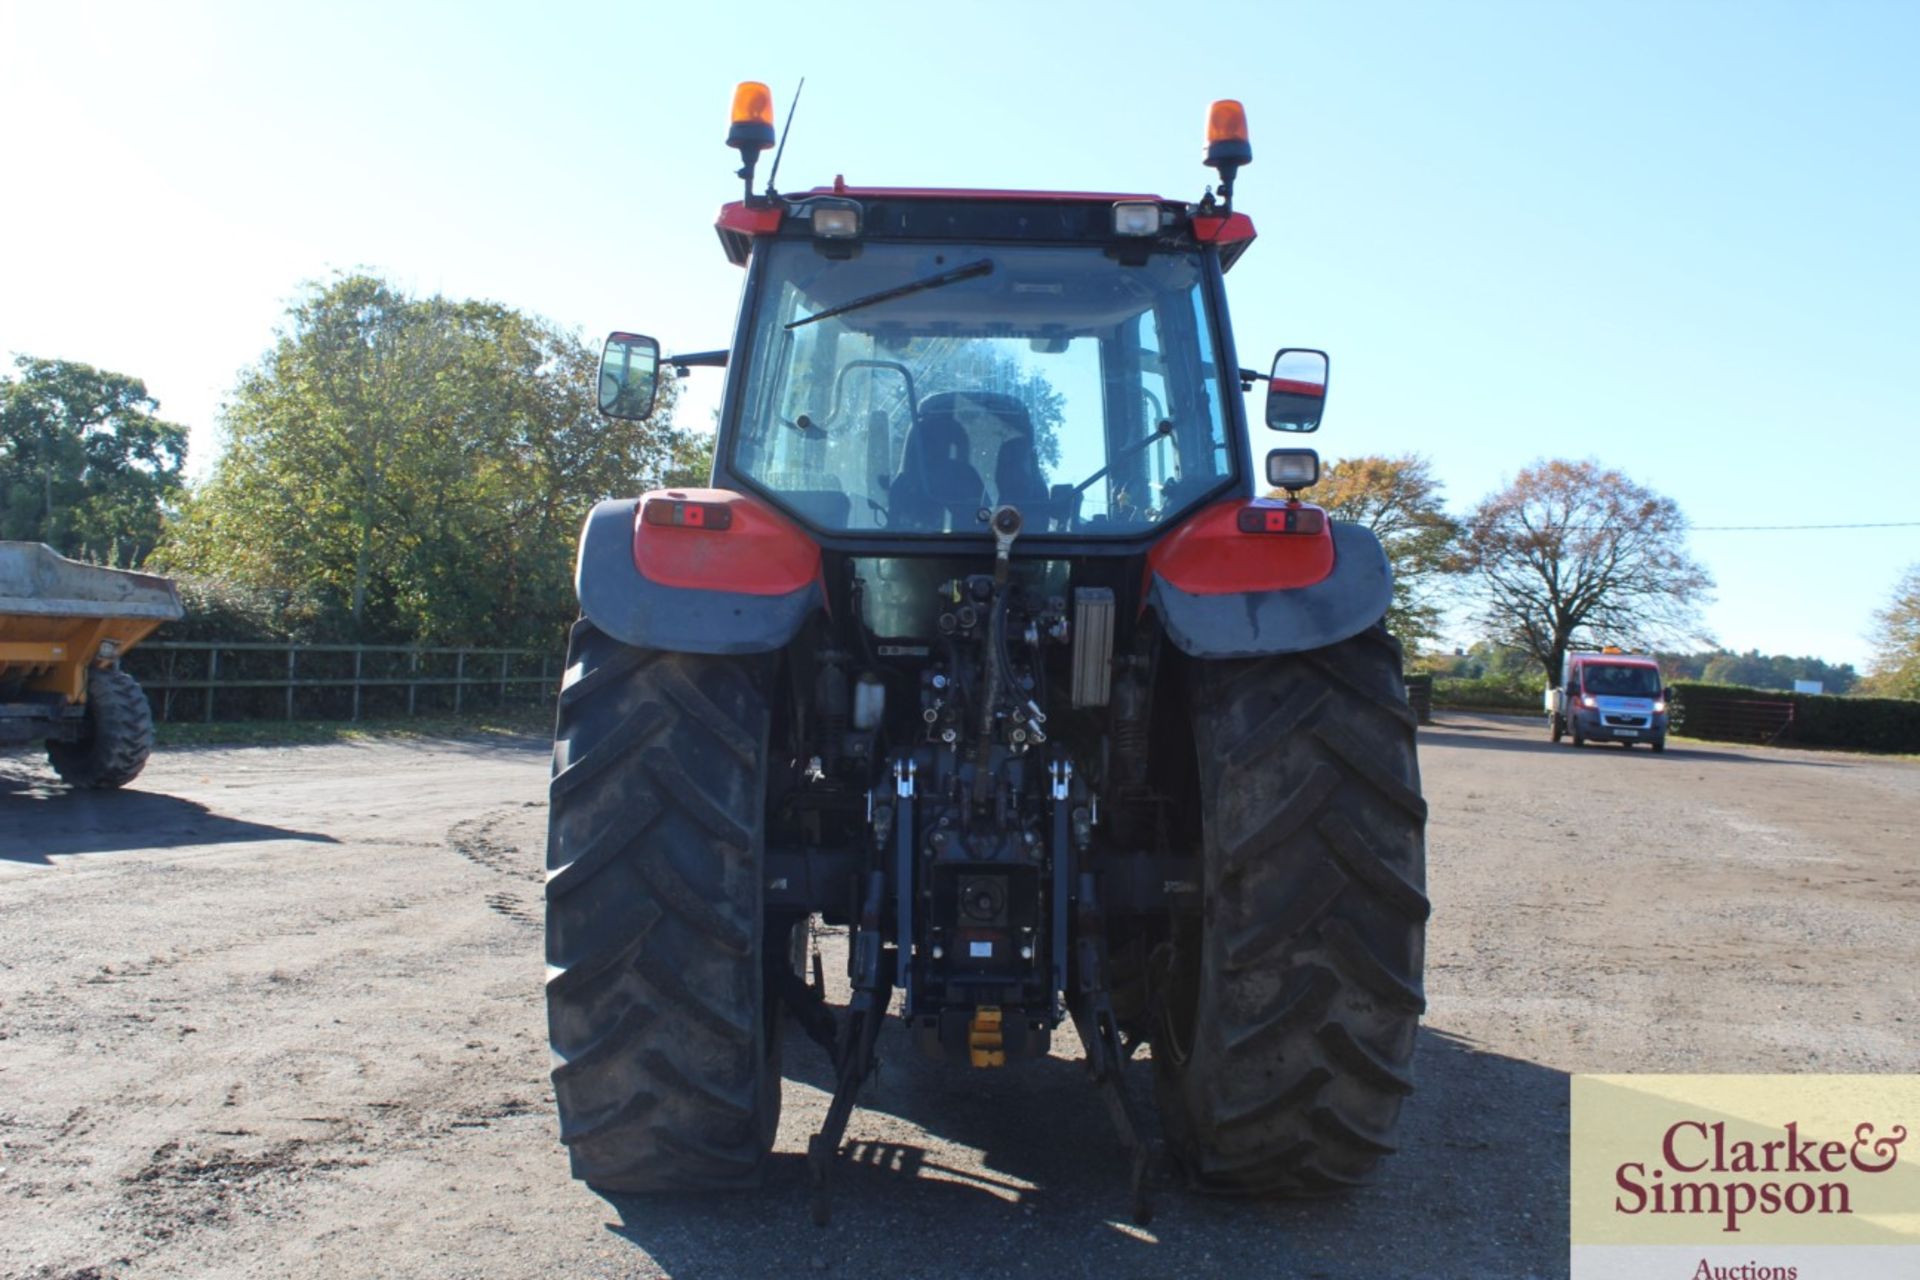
xmin=1863 ymin=565 xmax=1920 ymax=699
xmin=1292 ymin=453 xmax=1457 ymax=653
xmin=0 ymin=356 xmax=187 ymax=566
xmin=1454 ymin=459 xmax=1712 ymax=682
xmin=159 ymin=274 xmax=681 ymax=648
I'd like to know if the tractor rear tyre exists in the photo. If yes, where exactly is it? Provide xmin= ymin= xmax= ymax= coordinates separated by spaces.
xmin=545 ymin=620 xmax=780 ymax=1191
xmin=1155 ymin=626 xmax=1428 ymax=1194
xmin=46 ymin=666 xmax=156 ymax=789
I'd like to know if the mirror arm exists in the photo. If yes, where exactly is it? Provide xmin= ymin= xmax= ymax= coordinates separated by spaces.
xmin=1237 ymin=366 xmax=1263 ymax=392
xmin=664 ymin=349 xmax=729 ymax=374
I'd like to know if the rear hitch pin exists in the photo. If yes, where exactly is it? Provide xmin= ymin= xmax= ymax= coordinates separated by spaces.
xmin=895 ymin=757 xmax=916 ymax=798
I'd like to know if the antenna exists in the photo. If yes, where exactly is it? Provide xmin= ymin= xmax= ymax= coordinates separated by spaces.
xmin=764 ymin=76 xmax=805 ymax=198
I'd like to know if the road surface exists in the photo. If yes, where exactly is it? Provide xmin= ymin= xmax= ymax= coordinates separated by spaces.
xmin=2 ymin=715 xmax=1915 ymax=1279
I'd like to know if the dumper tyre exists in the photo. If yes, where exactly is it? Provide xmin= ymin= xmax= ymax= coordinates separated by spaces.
xmin=1155 ymin=625 xmax=1428 ymax=1195
xmin=545 ymin=620 xmax=780 ymax=1191
xmin=46 ymin=666 xmax=155 ymax=789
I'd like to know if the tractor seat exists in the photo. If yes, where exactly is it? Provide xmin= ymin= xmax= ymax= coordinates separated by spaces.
xmin=917 ymin=390 xmax=1051 ymax=514
xmin=889 ymin=405 xmax=985 ymax=531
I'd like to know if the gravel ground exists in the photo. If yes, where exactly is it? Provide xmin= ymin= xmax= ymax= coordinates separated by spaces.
xmin=1 ymin=714 xmax=1915 ymax=1279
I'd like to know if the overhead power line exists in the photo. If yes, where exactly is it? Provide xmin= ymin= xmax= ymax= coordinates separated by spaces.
xmin=1480 ymin=520 xmax=1920 ymax=534
xmin=1690 ymin=521 xmax=1920 ymax=532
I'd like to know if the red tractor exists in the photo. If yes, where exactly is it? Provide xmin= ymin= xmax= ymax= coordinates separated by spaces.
xmin=546 ymin=84 xmax=1427 ymax=1224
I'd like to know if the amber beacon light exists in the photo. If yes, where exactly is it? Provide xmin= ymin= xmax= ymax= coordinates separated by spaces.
xmin=1205 ymin=99 xmax=1251 ymax=168
xmin=729 ymin=81 xmax=776 ymax=153
xmin=726 ymin=80 xmax=778 ymax=200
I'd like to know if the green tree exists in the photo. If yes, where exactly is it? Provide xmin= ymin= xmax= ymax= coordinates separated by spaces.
xmin=0 ymin=356 xmax=187 ymax=566
xmin=1696 ymin=648 xmax=1858 ymax=693
xmin=1455 ymin=459 xmax=1713 ymax=682
xmin=159 ymin=274 xmax=681 ymax=647
xmin=1864 ymin=565 xmax=1920 ymax=699
xmin=1291 ymin=454 xmax=1457 ymax=653
xmin=660 ymin=426 xmax=716 ymax=489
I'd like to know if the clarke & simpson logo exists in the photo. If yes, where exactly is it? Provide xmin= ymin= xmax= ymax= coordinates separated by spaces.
xmin=1613 ymin=1117 xmax=1908 ymax=1233
xmin=1570 ymin=1075 xmax=1919 ymax=1280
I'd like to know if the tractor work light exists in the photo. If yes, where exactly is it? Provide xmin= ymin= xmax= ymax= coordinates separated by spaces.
xmin=1266 ymin=447 xmax=1320 ymax=491
xmin=809 ymin=198 xmax=862 ymax=238
xmin=1112 ymin=201 xmax=1160 ymax=236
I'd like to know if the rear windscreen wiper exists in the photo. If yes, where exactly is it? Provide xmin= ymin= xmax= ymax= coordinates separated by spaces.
xmin=786 ymin=258 xmax=994 ymax=330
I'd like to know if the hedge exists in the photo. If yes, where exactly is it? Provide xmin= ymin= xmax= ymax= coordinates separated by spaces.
xmin=1430 ymin=673 xmax=1541 ymax=713
xmin=1670 ymin=681 xmax=1920 ymax=754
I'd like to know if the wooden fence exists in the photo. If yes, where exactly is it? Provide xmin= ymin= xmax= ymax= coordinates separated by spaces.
xmin=124 ymin=641 xmax=559 ymax=723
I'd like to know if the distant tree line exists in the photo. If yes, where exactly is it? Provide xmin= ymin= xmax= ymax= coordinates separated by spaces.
xmin=5 ymin=274 xmax=708 ymax=651
xmin=1662 ymin=649 xmax=1858 ymax=694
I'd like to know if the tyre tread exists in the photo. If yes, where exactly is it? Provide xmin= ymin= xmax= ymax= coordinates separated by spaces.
xmin=545 ymin=626 xmax=776 ymax=1191
xmin=1155 ymin=627 xmax=1427 ymax=1196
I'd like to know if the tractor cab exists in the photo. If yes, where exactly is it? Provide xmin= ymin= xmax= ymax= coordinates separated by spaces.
xmin=597 ymin=90 xmax=1328 ymax=559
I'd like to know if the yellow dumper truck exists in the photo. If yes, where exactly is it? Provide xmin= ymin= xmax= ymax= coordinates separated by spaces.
xmin=0 ymin=542 xmax=183 ymax=788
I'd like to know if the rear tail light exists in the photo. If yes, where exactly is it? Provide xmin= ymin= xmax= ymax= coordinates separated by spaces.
xmin=642 ymin=496 xmax=734 ymax=530
xmin=1236 ymin=504 xmax=1326 ymax=535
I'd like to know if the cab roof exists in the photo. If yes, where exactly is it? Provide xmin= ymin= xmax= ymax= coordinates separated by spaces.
xmin=797 ymin=184 xmax=1171 ymax=202
xmin=715 ymin=186 xmax=1255 ymax=269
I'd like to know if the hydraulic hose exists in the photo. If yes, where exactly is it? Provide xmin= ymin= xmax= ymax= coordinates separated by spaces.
xmin=972 ymin=587 xmax=1010 ymax=802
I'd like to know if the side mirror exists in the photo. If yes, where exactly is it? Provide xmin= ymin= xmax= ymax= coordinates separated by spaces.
xmin=599 ymin=332 xmax=660 ymax=420
xmin=1266 ymin=348 xmax=1329 ymax=432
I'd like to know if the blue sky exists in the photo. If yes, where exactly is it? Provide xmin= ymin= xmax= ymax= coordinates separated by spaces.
xmin=3 ymin=1 xmax=1915 ymax=668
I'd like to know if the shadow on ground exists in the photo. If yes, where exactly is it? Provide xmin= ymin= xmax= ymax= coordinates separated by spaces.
xmin=1421 ymin=716 xmax=1839 ymax=768
xmin=600 ymin=1026 xmax=1567 ymax=1279
xmin=0 ymin=759 xmax=337 ymax=863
